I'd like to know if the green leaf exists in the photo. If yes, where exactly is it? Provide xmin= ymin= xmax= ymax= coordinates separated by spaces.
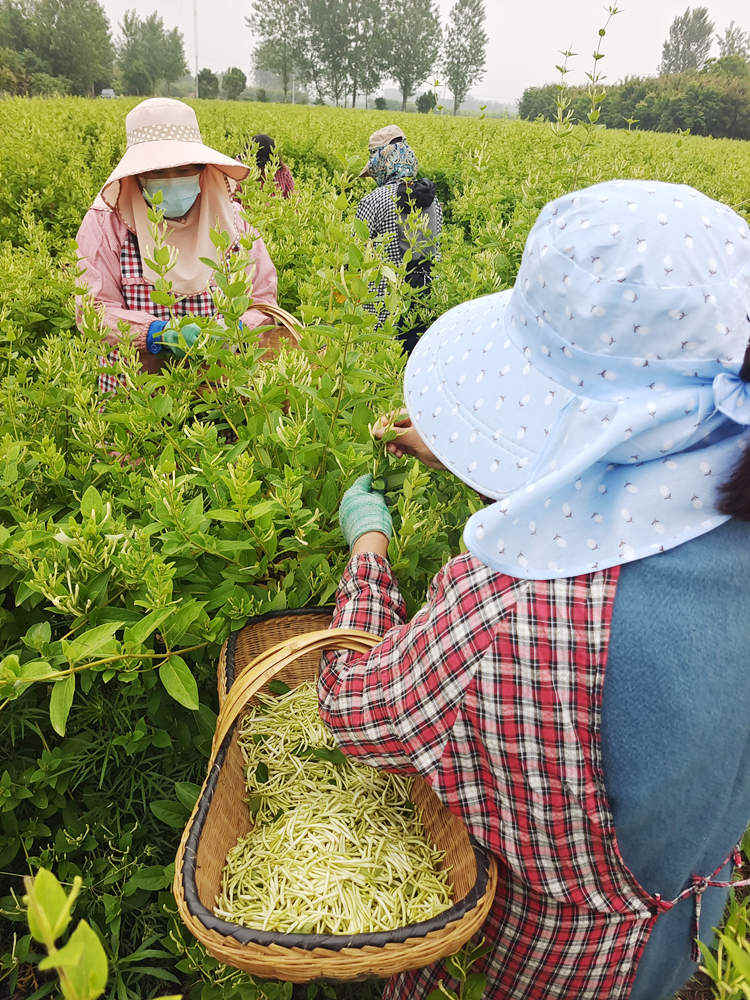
xmin=156 ymin=443 xmax=175 ymax=474
xmin=54 ymin=920 xmax=108 ymax=999
xmin=38 ymin=934 xmax=83 ymax=971
xmin=24 ymin=869 xmax=73 ymax=946
xmin=80 ymin=486 xmax=104 ymax=521
xmin=17 ymin=659 xmax=55 ymax=693
xmin=49 ymin=674 xmax=75 ymax=737
xmin=158 ymin=655 xmax=199 ymax=710
xmin=268 ymin=679 xmax=291 ymax=696
xmin=124 ymin=607 xmax=174 ymax=647
xmin=175 ymin=781 xmax=201 ymax=812
xmin=23 ymin=621 xmax=52 ymax=650
xmin=255 ymin=761 xmax=269 ymax=784
xmin=124 ymin=865 xmax=173 ymax=893
xmin=206 ymin=508 xmax=242 ymax=523
xmin=149 ymin=799 xmax=188 ymax=829
xmin=720 ymin=933 xmax=750 ymax=979
xmin=445 ymin=955 xmax=462 ymax=979
xmin=463 ymin=972 xmax=488 ymax=1000
xmin=63 ymin=622 xmax=121 ymax=665
xmin=161 ymin=599 xmax=204 ymax=644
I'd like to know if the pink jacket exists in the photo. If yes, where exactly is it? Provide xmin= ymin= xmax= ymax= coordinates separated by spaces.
xmin=76 ymin=203 xmax=278 ymax=351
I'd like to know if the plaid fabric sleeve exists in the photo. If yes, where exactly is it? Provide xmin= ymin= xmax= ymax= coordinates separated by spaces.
xmin=319 ymin=553 xmax=523 ymax=776
xmin=76 ymin=208 xmax=155 ymax=346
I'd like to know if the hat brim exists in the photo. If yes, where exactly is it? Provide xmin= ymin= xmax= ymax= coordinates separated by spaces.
xmin=404 ymin=291 xmax=577 ymax=499
xmin=100 ymin=140 xmax=249 ymax=209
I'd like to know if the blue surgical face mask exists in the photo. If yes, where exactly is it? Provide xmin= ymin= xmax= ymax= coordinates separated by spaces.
xmin=142 ymin=174 xmax=201 ymax=218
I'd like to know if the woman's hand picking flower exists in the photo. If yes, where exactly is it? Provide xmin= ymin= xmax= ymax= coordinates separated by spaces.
xmin=372 ymin=409 xmax=445 ymax=470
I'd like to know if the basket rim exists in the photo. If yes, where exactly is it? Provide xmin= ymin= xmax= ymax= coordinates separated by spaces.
xmin=222 ymin=605 xmax=336 ymax=693
xmin=180 ymin=611 xmax=492 ymax=953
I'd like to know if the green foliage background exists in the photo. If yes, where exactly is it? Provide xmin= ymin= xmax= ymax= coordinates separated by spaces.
xmin=519 ymin=59 xmax=750 ymax=140
xmin=0 ymin=98 xmax=748 ymax=1000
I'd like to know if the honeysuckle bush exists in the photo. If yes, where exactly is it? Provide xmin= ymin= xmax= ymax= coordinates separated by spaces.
xmin=0 ymin=97 xmax=748 ymax=999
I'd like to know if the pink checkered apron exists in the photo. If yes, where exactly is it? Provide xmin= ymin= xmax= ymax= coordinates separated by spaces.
xmin=98 ymin=232 xmax=217 ymax=394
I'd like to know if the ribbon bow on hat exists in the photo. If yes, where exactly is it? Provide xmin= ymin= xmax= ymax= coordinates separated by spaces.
xmin=714 ymin=360 xmax=750 ymax=427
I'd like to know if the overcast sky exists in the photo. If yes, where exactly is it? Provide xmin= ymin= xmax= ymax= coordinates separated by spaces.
xmin=100 ymin=0 xmax=748 ymax=103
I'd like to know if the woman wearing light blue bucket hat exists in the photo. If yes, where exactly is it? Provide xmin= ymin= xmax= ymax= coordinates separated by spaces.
xmin=320 ymin=179 xmax=750 ymax=1000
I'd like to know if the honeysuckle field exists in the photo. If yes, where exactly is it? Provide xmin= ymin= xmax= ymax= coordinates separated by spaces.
xmin=0 ymin=98 xmax=748 ymax=1000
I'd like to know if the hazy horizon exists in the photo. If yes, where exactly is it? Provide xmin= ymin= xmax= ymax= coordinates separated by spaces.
xmin=99 ymin=0 xmax=748 ymax=103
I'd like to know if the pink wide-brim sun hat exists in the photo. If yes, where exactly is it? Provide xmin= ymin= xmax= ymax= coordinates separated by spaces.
xmin=100 ymin=98 xmax=249 ymax=209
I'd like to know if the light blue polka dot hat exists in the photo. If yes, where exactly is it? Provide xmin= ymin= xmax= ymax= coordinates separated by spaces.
xmin=404 ymin=179 xmax=750 ymax=579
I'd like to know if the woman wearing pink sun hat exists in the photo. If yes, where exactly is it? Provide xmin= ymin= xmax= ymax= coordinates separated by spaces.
xmin=76 ymin=98 xmax=279 ymax=393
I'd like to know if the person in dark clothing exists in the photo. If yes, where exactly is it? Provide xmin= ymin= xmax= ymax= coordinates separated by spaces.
xmin=239 ymin=133 xmax=295 ymax=198
xmin=356 ymin=126 xmax=442 ymax=354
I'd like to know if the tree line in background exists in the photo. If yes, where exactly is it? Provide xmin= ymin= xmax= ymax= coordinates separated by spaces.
xmin=520 ymin=6 xmax=749 ymax=140
xmin=0 ymin=0 xmax=487 ymax=113
xmin=0 ymin=0 xmax=747 ymax=138
xmin=249 ymin=0 xmax=488 ymax=114
xmin=0 ymin=0 xmax=191 ymax=97
xmin=0 ymin=0 xmax=112 ymax=96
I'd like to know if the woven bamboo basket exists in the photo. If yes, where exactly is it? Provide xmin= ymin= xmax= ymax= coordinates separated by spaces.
xmin=255 ymin=303 xmax=302 ymax=358
xmin=174 ymin=608 xmax=497 ymax=983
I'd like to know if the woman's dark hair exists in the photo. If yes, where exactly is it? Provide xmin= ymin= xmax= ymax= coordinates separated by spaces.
xmin=396 ymin=178 xmax=436 ymax=212
xmin=239 ymin=133 xmax=278 ymax=173
xmin=717 ymin=342 xmax=750 ymax=520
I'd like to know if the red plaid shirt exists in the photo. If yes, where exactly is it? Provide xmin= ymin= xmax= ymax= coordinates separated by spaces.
xmin=320 ymin=553 xmax=659 ymax=1000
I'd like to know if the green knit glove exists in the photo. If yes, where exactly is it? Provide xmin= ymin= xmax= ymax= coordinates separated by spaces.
xmin=159 ymin=322 xmax=201 ymax=359
xmin=339 ymin=475 xmax=393 ymax=549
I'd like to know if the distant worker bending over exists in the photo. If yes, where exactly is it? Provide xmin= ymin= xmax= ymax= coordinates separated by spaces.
xmin=356 ymin=125 xmax=442 ymax=355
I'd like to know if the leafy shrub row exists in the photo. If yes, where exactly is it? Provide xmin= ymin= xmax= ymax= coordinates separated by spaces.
xmin=0 ymin=98 xmax=748 ymax=999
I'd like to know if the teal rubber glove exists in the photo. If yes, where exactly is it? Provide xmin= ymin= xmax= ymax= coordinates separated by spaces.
xmin=159 ymin=322 xmax=201 ymax=359
xmin=339 ymin=475 xmax=393 ymax=549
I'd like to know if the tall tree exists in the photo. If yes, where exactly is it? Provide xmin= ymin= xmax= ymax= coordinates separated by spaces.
xmin=302 ymin=0 xmax=350 ymax=105
xmin=384 ymin=0 xmax=441 ymax=110
xmin=247 ymin=0 xmax=305 ymax=102
xmin=360 ymin=52 xmax=385 ymax=109
xmin=161 ymin=27 xmax=187 ymax=93
xmin=442 ymin=0 xmax=487 ymax=114
xmin=117 ymin=11 xmax=186 ymax=96
xmin=660 ymin=6 xmax=715 ymax=74
xmin=344 ymin=0 xmax=386 ymax=108
xmin=222 ymin=66 xmax=247 ymax=99
xmin=0 ymin=0 xmax=36 ymax=53
xmin=197 ymin=67 xmax=218 ymax=98
xmin=717 ymin=21 xmax=749 ymax=60
xmin=27 ymin=0 xmax=113 ymax=95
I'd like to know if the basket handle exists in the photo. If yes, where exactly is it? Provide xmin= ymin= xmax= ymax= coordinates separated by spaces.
xmin=211 ymin=628 xmax=381 ymax=755
xmin=255 ymin=302 xmax=302 ymax=342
